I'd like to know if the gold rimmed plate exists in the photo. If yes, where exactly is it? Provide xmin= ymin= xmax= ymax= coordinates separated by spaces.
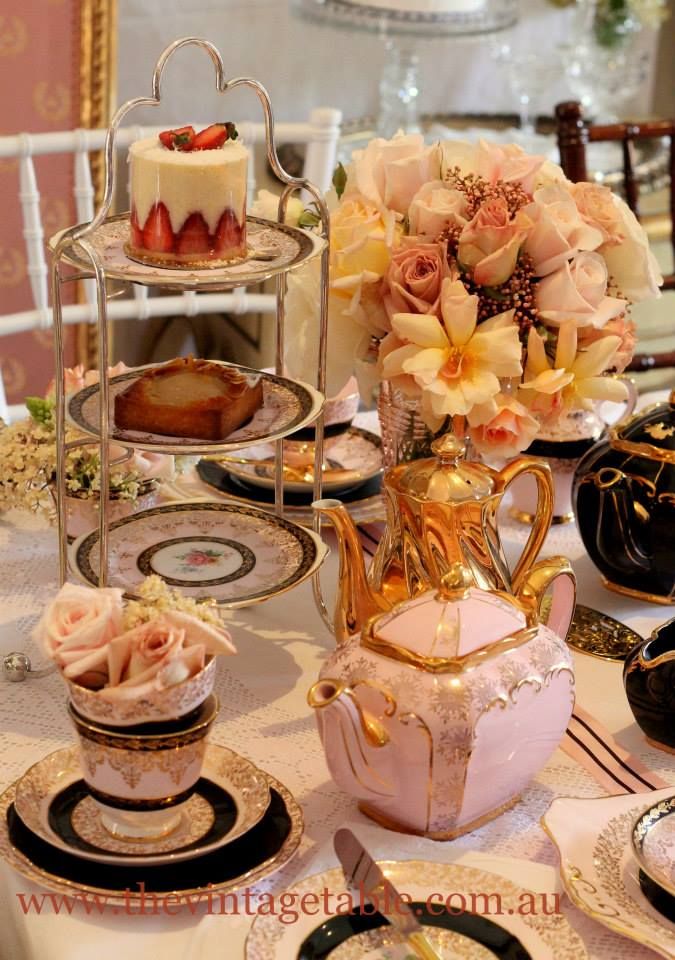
xmin=14 ymin=744 xmax=270 ymax=868
xmin=69 ymin=501 xmax=328 ymax=607
xmin=66 ymin=362 xmax=324 ymax=455
xmin=632 ymin=796 xmax=675 ymax=900
xmin=50 ymin=214 xmax=325 ymax=291
xmin=0 ymin=755 xmax=303 ymax=906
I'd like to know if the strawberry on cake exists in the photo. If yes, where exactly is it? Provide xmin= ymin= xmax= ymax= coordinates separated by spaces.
xmin=127 ymin=122 xmax=248 ymax=268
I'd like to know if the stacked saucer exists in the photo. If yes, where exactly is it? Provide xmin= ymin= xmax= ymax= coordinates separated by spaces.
xmin=0 ymin=743 xmax=303 ymax=904
xmin=632 ymin=796 xmax=675 ymax=922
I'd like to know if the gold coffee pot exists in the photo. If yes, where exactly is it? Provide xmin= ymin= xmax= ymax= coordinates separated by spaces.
xmin=313 ymin=433 xmax=556 ymax=644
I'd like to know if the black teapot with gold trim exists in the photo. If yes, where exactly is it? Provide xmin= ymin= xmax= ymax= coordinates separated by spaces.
xmin=573 ymin=392 xmax=675 ymax=605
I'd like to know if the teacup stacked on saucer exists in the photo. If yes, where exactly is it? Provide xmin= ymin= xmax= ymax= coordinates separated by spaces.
xmin=0 ymin=577 xmax=303 ymax=902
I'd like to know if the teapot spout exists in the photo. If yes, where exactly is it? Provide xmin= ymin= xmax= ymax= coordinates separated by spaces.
xmin=313 ymin=499 xmax=389 ymax=645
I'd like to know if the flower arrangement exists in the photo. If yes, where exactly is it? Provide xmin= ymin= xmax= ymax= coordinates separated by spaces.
xmin=0 ymin=363 xmax=175 ymax=516
xmin=36 ymin=576 xmax=235 ymax=701
xmin=284 ymin=134 xmax=661 ymax=460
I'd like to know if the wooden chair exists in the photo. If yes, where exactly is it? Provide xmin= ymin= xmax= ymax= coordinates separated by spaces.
xmin=0 ymin=108 xmax=342 ymax=421
xmin=555 ymin=100 xmax=675 ymax=372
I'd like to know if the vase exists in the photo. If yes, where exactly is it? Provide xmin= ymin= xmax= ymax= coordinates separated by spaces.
xmin=377 ymin=381 xmax=438 ymax=469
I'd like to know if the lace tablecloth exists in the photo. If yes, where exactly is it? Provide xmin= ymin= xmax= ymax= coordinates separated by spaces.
xmin=0 ymin=495 xmax=672 ymax=960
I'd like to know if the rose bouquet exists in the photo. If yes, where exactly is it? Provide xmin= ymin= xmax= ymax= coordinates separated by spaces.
xmin=283 ymin=134 xmax=662 ymax=461
xmin=36 ymin=576 xmax=235 ymax=703
xmin=0 ymin=363 xmax=176 ymax=518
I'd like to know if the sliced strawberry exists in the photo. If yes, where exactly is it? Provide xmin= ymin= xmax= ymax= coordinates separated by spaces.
xmin=176 ymin=213 xmax=210 ymax=255
xmin=192 ymin=123 xmax=230 ymax=151
xmin=214 ymin=209 xmax=243 ymax=254
xmin=142 ymin=202 xmax=174 ymax=253
xmin=130 ymin=207 xmax=143 ymax=247
xmin=158 ymin=125 xmax=195 ymax=151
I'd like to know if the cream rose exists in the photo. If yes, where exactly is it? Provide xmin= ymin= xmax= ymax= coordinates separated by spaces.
xmin=35 ymin=582 xmax=124 ymax=679
xmin=475 ymin=139 xmax=546 ymax=196
xmin=570 ymin=182 xmax=625 ymax=245
xmin=600 ymin=195 xmax=663 ymax=302
xmin=458 ymin=199 xmax=531 ymax=286
xmin=344 ymin=132 xmax=441 ymax=214
xmin=408 ymin=181 xmax=469 ymax=238
xmin=467 ymin=394 xmax=540 ymax=458
xmin=250 ymin=188 xmax=304 ymax=227
xmin=383 ymin=240 xmax=451 ymax=322
xmin=331 ymin=197 xmax=398 ymax=281
xmin=536 ymin=251 xmax=628 ymax=328
xmin=523 ymin=184 xmax=604 ymax=276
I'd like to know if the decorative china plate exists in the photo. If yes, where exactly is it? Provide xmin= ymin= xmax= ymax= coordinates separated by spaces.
xmin=633 ymin=796 xmax=675 ymax=899
xmin=219 ymin=427 xmax=383 ymax=495
xmin=543 ymin=789 xmax=675 ymax=959
xmin=51 ymin=214 xmax=325 ymax=291
xmin=69 ymin=501 xmax=328 ymax=607
xmin=194 ymin=460 xmax=385 ymax=525
xmin=245 ymin=861 xmax=587 ymax=959
xmin=0 ymin=758 xmax=303 ymax=906
xmin=14 ymin=744 xmax=270 ymax=867
xmin=66 ymin=362 xmax=324 ymax=455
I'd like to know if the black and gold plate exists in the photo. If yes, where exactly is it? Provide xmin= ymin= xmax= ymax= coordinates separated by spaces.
xmin=565 ymin=604 xmax=644 ymax=662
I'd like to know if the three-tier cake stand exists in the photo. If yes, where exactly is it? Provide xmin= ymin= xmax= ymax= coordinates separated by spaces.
xmin=49 ymin=37 xmax=332 ymax=617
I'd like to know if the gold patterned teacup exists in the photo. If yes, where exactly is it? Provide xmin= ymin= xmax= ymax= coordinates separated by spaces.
xmin=68 ymin=694 xmax=218 ymax=840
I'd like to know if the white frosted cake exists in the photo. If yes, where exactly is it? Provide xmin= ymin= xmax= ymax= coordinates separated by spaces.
xmin=341 ymin=0 xmax=485 ymax=12
xmin=127 ymin=123 xmax=248 ymax=267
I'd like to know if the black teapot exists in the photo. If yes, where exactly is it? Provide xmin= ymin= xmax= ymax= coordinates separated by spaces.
xmin=624 ymin=619 xmax=675 ymax=751
xmin=573 ymin=392 xmax=675 ymax=604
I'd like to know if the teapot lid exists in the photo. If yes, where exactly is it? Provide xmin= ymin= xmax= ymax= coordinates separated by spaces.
xmin=612 ymin=390 xmax=675 ymax=462
xmin=391 ymin=434 xmax=495 ymax=503
xmin=362 ymin=564 xmax=532 ymax=673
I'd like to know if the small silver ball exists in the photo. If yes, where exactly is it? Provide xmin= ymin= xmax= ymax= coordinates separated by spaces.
xmin=3 ymin=652 xmax=31 ymax=682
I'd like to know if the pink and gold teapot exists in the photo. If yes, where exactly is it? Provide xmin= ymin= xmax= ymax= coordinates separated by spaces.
xmin=308 ymin=562 xmax=575 ymax=839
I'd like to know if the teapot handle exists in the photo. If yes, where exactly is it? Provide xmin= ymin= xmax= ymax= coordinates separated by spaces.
xmin=597 ymin=373 xmax=638 ymax=428
xmin=517 ymin=557 xmax=577 ymax=640
xmin=498 ymin=457 xmax=553 ymax=595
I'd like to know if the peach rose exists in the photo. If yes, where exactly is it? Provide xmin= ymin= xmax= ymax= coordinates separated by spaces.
xmin=476 ymin=140 xmax=546 ymax=196
xmin=344 ymin=132 xmax=441 ymax=214
xmin=600 ymin=195 xmax=663 ymax=302
xmin=570 ymin=182 xmax=625 ymax=246
xmin=383 ymin=239 xmax=451 ymax=323
xmin=458 ymin=199 xmax=531 ymax=286
xmin=577 ymin=313 xmax=637 ymax=373
xmin=35 ymin=582 xmax=124 ymax=679
xmin=408 ymin=181 xmax=469 ymax=238
xmin=47 ymin=362 xmax=130 ymax=398
xmin=523 ymin=185 xmax=604 ymax=276
xmin=467 ymin=394 xmax=540 ymax=458
xmin=536 ymin=251 xmax=628 ymax=329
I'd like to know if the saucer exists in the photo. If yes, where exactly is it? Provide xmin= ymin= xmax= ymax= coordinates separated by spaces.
xmin=66 ymin=361 xmax=324 ymax=455
xmin=543 ymin=789 xmax=675 ymax=959
xmin=220 ymin=427 xmax=383 ymax=495
xmin=245 ymin=861 xmax=587 ymax=959
xmin=69 ymin=500 xmax=327 ymax=607
xmin=0 ymin=764 xmax=303 ymax=905
xmin=633 ymin=796 xmax=675 ymax=899
xmin=14 ymin=744 xmax=270 ymax=866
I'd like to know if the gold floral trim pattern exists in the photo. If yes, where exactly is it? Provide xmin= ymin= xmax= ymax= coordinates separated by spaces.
xmin=78 ymin=737 xmax=206 ymax=791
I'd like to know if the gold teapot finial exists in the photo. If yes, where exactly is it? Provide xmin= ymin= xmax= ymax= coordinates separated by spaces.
xmin=438 ymin=563 xmax=473 ymax=600
xmin=431 ymin=434 xmax=466 ymax=464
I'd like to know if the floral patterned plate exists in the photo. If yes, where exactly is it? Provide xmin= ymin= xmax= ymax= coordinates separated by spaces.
xmin=66 ymin=362 xmax=324 ymax=455
xmin=245 ymin=861 xmax=587 ymax=959
xmin=69 ymin=501 xmax=328 ymax=607
xmin=14 ymin=744 xmax=270 ymax=867
xmin=632 ymin=796 xmax=675 ymax=898
xmin=543 ymin=789 xmax=675 ymax=959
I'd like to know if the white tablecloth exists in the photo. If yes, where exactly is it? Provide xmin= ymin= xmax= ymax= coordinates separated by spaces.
xmin=0 ymin=435 xmax=673 ymax=960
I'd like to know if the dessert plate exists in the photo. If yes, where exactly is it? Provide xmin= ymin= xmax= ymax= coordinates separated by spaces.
xmin=0 ymin=765 xmax=303 ymax=906
xmin=245 ymin=861 xmax=587 ymax=959
xmin=633 ymin=796 xmax=675 ymax=899
xmin=14 ymin=744 xmax=270 ymax=867
xmin=543 ymin=789 xmax=675 ymax=959
xmin=67 ymin=362 xmax=324 ymax=455
xmin=194 ymin=460 xmax=385 ymax=524
xmin=51 ymin=214 xmax=325 ymax=291
xmin=218 ymin=427 xmax=383 ymax=494
xmin=69 ymin=500 xmax=328 ymax=607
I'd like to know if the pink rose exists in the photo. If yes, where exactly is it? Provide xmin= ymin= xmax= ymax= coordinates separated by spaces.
xmin=570 ymin=182 xmax=625 ymax=246
xmin=34 ymin=583 xmax=124 ymax=681
xmin=344 ymin=133 xmax=441 ymax=214
xmin=408 ymin=181 xmax=469 ymax=238
xmin=523 ymin=185 xmax=605 ymax=276
xmin=467 ymin=394 xmax=540 ymax=459
xmin=536 ymin=251 xmax=628 ymax=328
xmin=458 ymin=199 xmax=531 ymax=286
xmin=47 ymin=362 xmax=130 ymax=398
xmin=83 ymin=361 xmax=130 ymax=387
xmin=476 ymin=140 xmax=546 ymax=196
xmin=383 ymin=239 xmax=451 ymax=324
xmin=577 ymin=314 xmax=637 ymax=373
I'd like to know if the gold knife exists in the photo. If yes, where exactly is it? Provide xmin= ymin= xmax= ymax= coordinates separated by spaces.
xmin=333 ymin=828 xmax=443 ymax=960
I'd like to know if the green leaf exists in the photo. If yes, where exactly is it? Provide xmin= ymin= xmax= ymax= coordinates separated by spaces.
xmin=332 ymin=161 xmax=347 ymax=200
xmin=297 ymin=209 xmax=321 ymax=229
